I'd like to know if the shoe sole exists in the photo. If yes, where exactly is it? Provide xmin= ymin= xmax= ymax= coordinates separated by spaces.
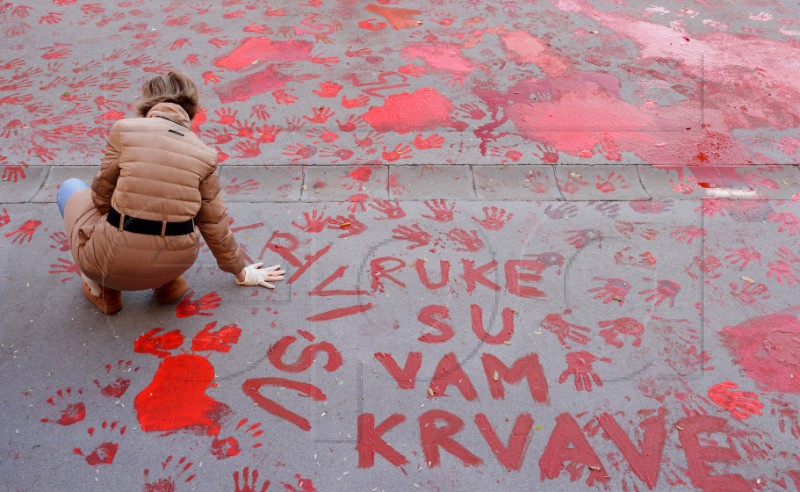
xmin=82 ymin=282 xmax=122 ymax=315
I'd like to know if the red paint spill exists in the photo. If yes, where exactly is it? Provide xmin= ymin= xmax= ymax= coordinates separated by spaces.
xmin=721 ymin=307 xmax=800 ymax=393
xmin=210 ymin=436 xmax=241 ymax=459
xmin=402 ymin=43 xmax=473 ymax=73
xmin=362 ymin=88 xmax=466 ymax=133
xmin=134 ymin=354 xmax=229 ymax=435
xmin=214 ymin=38 xmax=313 ymax=70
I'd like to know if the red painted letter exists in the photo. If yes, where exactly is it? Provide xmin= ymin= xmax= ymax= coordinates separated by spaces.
xmin=471 ymin=305 xmax=515 ymax=344
xmin=539 ymin=413 xmax=608 ymax=486
xmin=370 ymin=256 xmax=406 ymax=292
xmin=374 ymin=352 xmax=422 ymax=389
xmin=418 ymin=305 xmax=454 ymax=343
xmin=461 ymin=259 xmax=501 ymax=294
xmin=419 ymin=409 xmax=482 ymax=468
xmin=675 ymin=415 xmax=750 ymax=491
xmin=415 ymin=259 xmax=450 ymax=290
xmin=505 ymin=260 xmax=545 ymax=298
xmin=597 ymin=409 xmax=666 ymax=489
xmin=428 ymin=353 xmax=478 ymax=400
xmin=481 ymin=353 xmax=548 ymax=403
xmin=357 ymin=413 xmax=409 ymax=468
xmin=475 ymin=413 xmax=534 ymax=471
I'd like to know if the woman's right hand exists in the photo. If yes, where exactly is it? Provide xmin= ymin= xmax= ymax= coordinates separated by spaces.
xmin=235 ymin=263 xmax=285 ymax=288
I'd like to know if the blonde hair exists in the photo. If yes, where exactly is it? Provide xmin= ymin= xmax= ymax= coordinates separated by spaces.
xmin=136 ymin=71 xmax=199 ymax=120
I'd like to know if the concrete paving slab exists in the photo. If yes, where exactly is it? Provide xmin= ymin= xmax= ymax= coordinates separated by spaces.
xmin=218 ymin=165 xmax=304 ymax=203
xmin=30 ymin=166 xmax=96 ymax=203
xmin=640 ymin=165 xmax=800 ymax=200
xmin=388 ymin=165 xmax=475 ymax=200
xmin=301 ymin=165 xmax=388 ymax=202
xmin=473 ymin=165 xmax=562 ymax=200
xmin=556 ymin=165 xmax=649 ymax=200
xmin=0 ymin=165 xmax=48 ymax=203
xmin=4 ymin=196 xmax=800 ymax=491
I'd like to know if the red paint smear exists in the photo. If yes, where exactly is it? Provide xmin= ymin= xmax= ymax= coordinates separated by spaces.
xmin=96 ymin=377 xmax=131 ymax=398
xmin=214 ymin=37 xmax=313 ymax=71
xmin=74 ymin=442 xmax=118 ymax=466
xmin=210 ymin=436 xmax=241 ymax=459
xmin=721 ymin=307 xmax=800 ymax=393
xmin=362 ymin=88 xmax=466 ymax=134
xmin=41 ymin=402 xmax=86 ymax=426
xmin=213 ymin=66 xmax=289 ymax=104
xmin=497 ymin=30 xmax=571 ymax=77
xmin=306 ymin=303 xmax=374 ymax=322
xmin=401 ymin=43 xmax=473 ymax=73
xmin=135 ymin=354 xmax=228 ymax=435
xmin=364 ymin=4 xmax=421 ymax=30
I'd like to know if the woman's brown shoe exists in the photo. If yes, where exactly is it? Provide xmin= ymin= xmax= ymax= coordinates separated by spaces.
xmin=82 ymin=282 xmax=122 ymax=314
xmin=154 ymin=276 xmax=190 ymax=304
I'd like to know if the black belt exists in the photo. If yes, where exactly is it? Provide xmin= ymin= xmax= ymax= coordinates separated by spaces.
xmin=107 ymin=207 xmax=194 ymax=236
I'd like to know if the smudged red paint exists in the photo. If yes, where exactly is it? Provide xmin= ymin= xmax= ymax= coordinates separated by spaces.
xmin=213 ymin=66 xmax=291 ymax=104
xmin=135 ymin=354 xmax=229 ymax=436
xmin=210 ymin=436 xmax=241 ymax=459
xmin=402 ymin=43 xmax=474 ymax=73
xmin=73 ymin=442 xmax=119 ymax=466
xmin=721 ymin=307 xmax=800 ymax=393
xmin=539 ymin=412 xmax=609 ymax=486
xmin=214 ymin=38 xmax=313 ymax=70
xmin=362 ymin=88 xmax=466 ymax=133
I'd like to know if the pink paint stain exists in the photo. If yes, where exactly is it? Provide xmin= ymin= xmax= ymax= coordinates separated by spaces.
xmin=213 ymin=65 xmax=291 ymax=104
xmin=721 ymin=307 xmax=800 ymax=393
xmin=214 ymin=38 xmax=313 ymax=71
xmin=362 ymin=87 xmax=466 ymax=133
xmin=496 ymin=30 xmax=571 ymax=76
xmin=402 ymin=43 xmax=474 ymax=73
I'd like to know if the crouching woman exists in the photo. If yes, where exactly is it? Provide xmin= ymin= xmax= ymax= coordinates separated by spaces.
xmin=57 ymin=72 xmax=283 ymax=314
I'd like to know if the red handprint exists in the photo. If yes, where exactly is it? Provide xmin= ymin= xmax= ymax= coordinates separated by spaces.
xmin=233 ymin=467 xmax=270 ymax=492
xmin=40 ymin=387 xmax=86 ymax=426
xmin=558 ymin=352 xmax=611 ymax=392
xmin=544 ymin=203 xmax=577 ymax=220
xmin=524 ymin=170 xmax=550 ymax=194
xmin=341 ymin=94 xmax=369 ymax=108
xmin=422 ymin=199 xmax=455 ymax=222
xmin=0 ymin=208 xmax=9 ymax=228
xmin=176 ymin=291 xmax=221 ymax=318
xmin=358 ymin=18 xmax=387 ymax=31
xmin=615 ymin=221 xmax=658 ymax=240
xmin=39 ymin=12 xmax=63 ymax=25
xmin=213 ymin=108 xmax=238 ymax=126
xmin=250 ymin=104 xmax=270 ymax=120
xmin=696 ymin=198 xmax=732 ymax=217
xmin=313 ymin=81 xmax=342 ymax=98
xmin=304 ymin=106 xmax=334 ymax=124
xmin=382 ymin=144 xmax=412 ymax=162
xmin=244 ymin=23 xmax=271 ymax=34
xmin=456 ymin=103 xmax=486 ymax=120
xmin=566 ymin=229 xmax=602 ymax=249
xmin=49 ymin=232 xmax=70 ymax=251
xmin=292 ymin=210 xmax=327 ymax=233
xmin=231 ymin=119 xmax=256 ymax=139
xmin=133 ymin=328 xmax=185 ymax=358
xmin=233 ymin=140 xmax=261 ymax=158
xmin=671 ymin=225 xmax=706 ymax=244
xmin=472 ymin=206 xmax=513 ymax=231
xmin=598 ymin=317 xmax=643 ymax=348
xmin=48 ymin=258 xmax=81 ymax=282
xmin=319 ymin=146 xmax=354 ymax=162
xmin=191 ymin=322 xmax=241 ymax=353
xmin=412 ymin=133 xmax=445 ymax=150
xmin=685 ymin=254 xmax=723 ymax=280
xmin=256 ymin=125 xmax=281 ymax=144
xmin=771 ymin=398 xmax=800 ymax=438
xmin=540 ymin=313 xmax=591 ymax=349
xmin=588 ymin=277 xmax=630 ymax=304
xmin=392 ymin=224 xmax=431 ymax=250
xmin=354 ymin=131 xmax=383 ymax=148
xmin=724 ymin=246 xmax=762 ymax=269
xmin=614 ymin=248 xmax=656 ymax=267
xmin=28 ymin=145 xmax=55 ymax=162
xmin=370 ymin=199 xmax=406 ymax=220
xmin=533 ymin=143 xmax=559 ymax=164
xmin=204 ymin=128 xmax=234 ymax=145
xmin=327 ymin=214 xmax=366 ymax=238
xmin=639 ymin=279 xmax=680 ymax=307
xmin=729 ymin=280 xmax=769 ymax=305
xmin=282 ymin=143 xmax=317 ymax=161
xmin=446 ymin=228 xmax=484 ymax=252
xmin=5 ymin=219 xmax=41 ymax=243
xmin=708 ymin=382 xmax=764 ymax=420
xmin=595 ymin=172 xmax=629 ymax=193
xmin=768 ymin=211 xmax=800 ymax=236
xmin=1 ymin=161 xmax=27 ymax=182
xmin=767 ymin=259 xmax=800 ymax=286
xmin=341 ymin=166 xmax=373 ymax=191
xmin=224 ymin=178 xmax=260 ymax=195
xmin=336 ymin=115 xmax=364 ymax=132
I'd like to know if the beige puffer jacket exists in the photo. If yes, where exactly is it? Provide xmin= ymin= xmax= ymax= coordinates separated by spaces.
xmin=64 ymin=102 xmax=245 ymax=291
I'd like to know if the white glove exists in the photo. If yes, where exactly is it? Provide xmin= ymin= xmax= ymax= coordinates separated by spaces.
xmin=236 ymin=263 xmax=286 ymax=288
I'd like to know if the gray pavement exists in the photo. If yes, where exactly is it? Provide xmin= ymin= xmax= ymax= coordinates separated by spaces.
xmin=2 ymin=1 xmax=800 ymax=491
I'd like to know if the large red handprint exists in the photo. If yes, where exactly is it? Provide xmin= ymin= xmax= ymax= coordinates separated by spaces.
xmin=176 ymin=291 xmax=221 ymax=318
xmin=558 ymin=352 xmax=611 ymax=392
xmin=540 ymin=313 xmax=591 ymax=349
